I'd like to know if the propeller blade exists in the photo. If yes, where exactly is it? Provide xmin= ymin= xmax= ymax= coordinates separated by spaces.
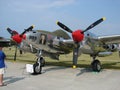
xmin=7 ymin=28 xmax=14 ymax=36
xmin=20 ymin=25 xmax=34 ymax=36
xmin=56 ymin=21 xmax=73 ymax=33
xmin=82 ymin=17 xmax=106 ymax=33
xmin=7 ymin=28 xmax=19 ymax=36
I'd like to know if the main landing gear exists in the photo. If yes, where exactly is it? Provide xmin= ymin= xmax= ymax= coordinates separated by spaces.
xmin=33 ymin=57 xmax=45 ymax=74
xmin=91 ymin=56 xmax=101 ymax=72
xmin=32 ymin=50 xmax=45 ymax=74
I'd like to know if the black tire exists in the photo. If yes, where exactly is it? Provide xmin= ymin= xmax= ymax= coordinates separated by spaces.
xmin=91 ymin=60 xmax=101 ymax=72
xmin=33 ymin=62 xmax=42 ymax=74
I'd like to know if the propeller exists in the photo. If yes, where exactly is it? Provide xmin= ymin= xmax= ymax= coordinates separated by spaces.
xmin=6 ymin=25 xmax=34 ymax=61
xmin=57 ymin=17 xmax=106 ymax=68
xmin=57 ymin=17 xmax=106 ymax=43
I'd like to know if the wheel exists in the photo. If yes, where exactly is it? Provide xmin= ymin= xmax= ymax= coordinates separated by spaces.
xmin=91 ymin=60 xmax=101 ymax=72
xmin=33 ymin=62 xmax=42 ymax=74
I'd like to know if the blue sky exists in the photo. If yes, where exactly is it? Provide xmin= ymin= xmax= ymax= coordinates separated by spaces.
xmin=0 ymin=0 xmax=120 ymax=38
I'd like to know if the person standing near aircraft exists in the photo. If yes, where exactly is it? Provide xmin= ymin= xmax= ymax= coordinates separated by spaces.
xmin=0 ymin=47 xmax=7 ymax=86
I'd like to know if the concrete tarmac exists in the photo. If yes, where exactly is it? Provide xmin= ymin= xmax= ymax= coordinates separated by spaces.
xmin=1 ymin=61 xmax=120 ymax=90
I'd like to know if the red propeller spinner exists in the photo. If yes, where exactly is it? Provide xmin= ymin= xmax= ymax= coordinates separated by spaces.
xmin=72 ymin=30 xmax=84 ymax=42
xmin=11 ymin=34 xmax=26 ymax=44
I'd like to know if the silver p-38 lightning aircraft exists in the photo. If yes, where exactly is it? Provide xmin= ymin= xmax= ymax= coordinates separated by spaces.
xmin=2 ymin=17 xmax=120 ymax=74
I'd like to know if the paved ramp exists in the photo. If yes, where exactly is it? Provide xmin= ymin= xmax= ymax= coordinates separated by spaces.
xmin=1 ymin=61 xmax=120 ymax=90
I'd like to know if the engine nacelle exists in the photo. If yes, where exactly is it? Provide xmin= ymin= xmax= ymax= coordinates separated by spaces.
xmin=103 ymin=44 xmax=118 ymax=51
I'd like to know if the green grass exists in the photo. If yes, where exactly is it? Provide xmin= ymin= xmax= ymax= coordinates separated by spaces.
xmin=3 ymin=47 xmax=120 ymax=70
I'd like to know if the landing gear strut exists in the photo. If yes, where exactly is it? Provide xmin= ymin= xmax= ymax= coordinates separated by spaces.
xmin=33 ymin=50 xmax=45 ymax=74
xmin=91 ymin=56 xmax=101 ymax=72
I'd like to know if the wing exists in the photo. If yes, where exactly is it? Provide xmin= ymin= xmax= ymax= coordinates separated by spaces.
xmin=98 ymin=35 xmax=120 ymax=44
